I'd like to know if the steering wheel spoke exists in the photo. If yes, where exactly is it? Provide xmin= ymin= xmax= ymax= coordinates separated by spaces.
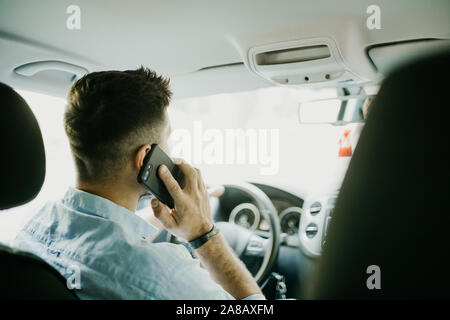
xmin=244 ymin=234 xmax=269 ymax=257
xmin=253 ymin=229 xmax=271 ymax=239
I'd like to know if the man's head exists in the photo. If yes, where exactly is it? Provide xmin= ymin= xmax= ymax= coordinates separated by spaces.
xmin=64 ymin=67 xmax=172 ymax=187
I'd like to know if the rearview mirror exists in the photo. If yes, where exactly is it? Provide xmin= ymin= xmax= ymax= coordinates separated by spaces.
xmin=298 ymin=95 xmax=375 ymax=125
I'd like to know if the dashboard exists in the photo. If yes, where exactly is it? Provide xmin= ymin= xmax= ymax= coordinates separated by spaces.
xmin=227 ymin=199 xmax=302 ymax=236
xmin=210 ymin=182 xmax=338 ymax=298
xmin=212 ymin=183 xmax=304 ymax=238
xmin=211 ymin=182 xmax=338 ymax=255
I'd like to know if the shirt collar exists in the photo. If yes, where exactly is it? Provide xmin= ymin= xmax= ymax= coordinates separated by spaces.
xmin=62 ymin=187 xmax=158 ymax=239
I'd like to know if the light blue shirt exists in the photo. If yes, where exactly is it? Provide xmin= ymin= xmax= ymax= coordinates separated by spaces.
xmin=13 ymin=187 xmax=264 ymax=300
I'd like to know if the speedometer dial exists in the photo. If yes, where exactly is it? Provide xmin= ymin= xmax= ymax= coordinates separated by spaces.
xmin=279 ymin=207 xmax=302 ymax=235
xmin=229 ymin=203 xmax=260 ymax=230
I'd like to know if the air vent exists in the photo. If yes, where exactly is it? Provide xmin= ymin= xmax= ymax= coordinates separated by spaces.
xmin=255 ymin=45 xmax=331 ymax=66
xmin=310 ymin=202 xmax=322 ymax=215
xmin=305 ymin=223 xmax=319 ymax=238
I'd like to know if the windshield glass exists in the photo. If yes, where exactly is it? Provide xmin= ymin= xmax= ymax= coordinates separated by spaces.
xmin=169 ymin=87 xmax=362 ymax=190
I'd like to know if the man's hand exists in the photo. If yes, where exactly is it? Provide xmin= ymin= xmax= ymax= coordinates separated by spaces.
xmin=151 ymin=158 xmax=263 ymax=299
xmin=150 ymin=158 xmax=214 ymax=242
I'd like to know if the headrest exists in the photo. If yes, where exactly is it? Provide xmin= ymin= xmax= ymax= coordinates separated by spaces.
xmin=0 ymin=83 xmax=45 ymax=210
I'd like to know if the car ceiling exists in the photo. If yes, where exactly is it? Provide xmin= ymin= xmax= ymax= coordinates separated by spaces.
xmin=0 ymin=0 xmax=449 ymax=99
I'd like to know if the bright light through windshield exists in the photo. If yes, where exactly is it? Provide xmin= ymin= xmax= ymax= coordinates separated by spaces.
xmin=169 ymin=86 xmax=346 ymax=187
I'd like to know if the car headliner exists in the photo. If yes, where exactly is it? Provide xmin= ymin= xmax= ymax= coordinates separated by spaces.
xmin=0 ymin=0 xmax=449 ymax=99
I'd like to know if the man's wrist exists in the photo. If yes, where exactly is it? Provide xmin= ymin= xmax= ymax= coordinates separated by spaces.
xmin=188 ymin=224 xmax=219 ymax=250
xmin=186 ymin=221 xmax=214 ymax=242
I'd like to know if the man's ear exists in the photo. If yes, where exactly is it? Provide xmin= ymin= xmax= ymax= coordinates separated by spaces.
xmin=135 ymin=144 xmax=151 ymax=170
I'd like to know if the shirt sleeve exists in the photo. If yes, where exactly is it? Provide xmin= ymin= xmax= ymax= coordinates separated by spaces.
xmin=150 ymin=243 xmax=235 ymax=300
xmin=168 ymin=255 xmax=266 ymax=300
xmin=140 ymin=243 xmax=266 ymax=300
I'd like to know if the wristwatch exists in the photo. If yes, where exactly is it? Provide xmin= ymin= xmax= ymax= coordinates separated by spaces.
xmin=188 ymin=224 xmax=220 ymax=250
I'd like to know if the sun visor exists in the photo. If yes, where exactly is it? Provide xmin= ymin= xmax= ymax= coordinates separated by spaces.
xmin=367 ymin=39 xmax=450 ymax=75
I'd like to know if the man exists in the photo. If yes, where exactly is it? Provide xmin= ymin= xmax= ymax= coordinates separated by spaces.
xmin=13 ymin=67 xmax=264 ymax=300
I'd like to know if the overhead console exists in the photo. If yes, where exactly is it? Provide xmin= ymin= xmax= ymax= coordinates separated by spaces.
xmin=247 ymin=37 xmax=366 ymax=87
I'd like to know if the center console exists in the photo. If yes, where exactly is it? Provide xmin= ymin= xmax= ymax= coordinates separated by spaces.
xmin=298 ymin=192 xmax=338 ymax=257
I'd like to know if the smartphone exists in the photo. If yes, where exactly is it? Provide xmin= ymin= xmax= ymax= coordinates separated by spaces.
xmin=137 ymin=144 xmax=184 ymax=208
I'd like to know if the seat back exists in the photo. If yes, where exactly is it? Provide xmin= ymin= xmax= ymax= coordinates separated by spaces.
xmin=0 ymin=83 xmax=76 ymax=299
xmin=307 ymin=51 xmax=450 ymax=299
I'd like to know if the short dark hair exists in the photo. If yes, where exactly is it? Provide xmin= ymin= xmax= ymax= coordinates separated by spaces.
xmin=64 ymin=67 xmax=172 ymax=182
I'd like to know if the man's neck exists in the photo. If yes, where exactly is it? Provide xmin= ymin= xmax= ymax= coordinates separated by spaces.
xmin=76 ymin=181 xmax=138 ymax=213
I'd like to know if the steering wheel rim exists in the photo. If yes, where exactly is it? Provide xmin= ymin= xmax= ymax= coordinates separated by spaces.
xmin=222 ymin=182 xmax=281 ymax=284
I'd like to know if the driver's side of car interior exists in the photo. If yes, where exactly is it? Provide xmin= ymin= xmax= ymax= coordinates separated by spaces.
xmin=1 ymin=50 xmax=448 ymax=299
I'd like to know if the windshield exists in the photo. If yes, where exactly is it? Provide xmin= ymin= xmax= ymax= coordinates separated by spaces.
xmin=169 ymin=86 xmax=360 ymax=190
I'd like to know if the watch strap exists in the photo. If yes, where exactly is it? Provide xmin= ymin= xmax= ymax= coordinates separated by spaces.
xmin=188 ymin=224 xmax=220 ymax=250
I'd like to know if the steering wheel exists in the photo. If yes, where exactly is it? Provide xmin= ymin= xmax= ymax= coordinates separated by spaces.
xmin=168 ymin=182 xmax=281 ymax=285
